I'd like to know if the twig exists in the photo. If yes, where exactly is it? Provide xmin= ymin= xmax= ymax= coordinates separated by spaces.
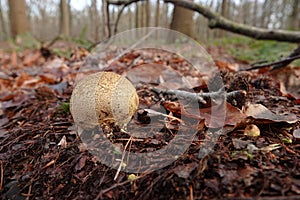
xmin=0 ymin=160 xmax=3 ymax=191
xmin=271 ymin=43 xmax=300 ymax=70
xmin=25 ymin=184 xmax=32 ymax=200
xmin=113 ymin=4 xmax=126 ymax=35
xmin=110 ymin=0 xmax=146 ymax=35
xmin=43 ymin=35 xmax=62 ymax=49
xmin=151 ymin=87 xmax=246 ymax=104
xmin=108 ymin=0 xmax=144 ymax=5
xmin=96 ymin=173 xmax=148 ymax=199
xmin=242 ymin=54 xmax=300 ymax=71
xmin=114 ymin=135 xmax=132 ymax=180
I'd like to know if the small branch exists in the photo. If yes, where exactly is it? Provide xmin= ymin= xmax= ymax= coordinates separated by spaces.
xmin=164 ymin=0 xmax=300 ymax=43
xmin=113 ymin=4 xmax=126 ymax=34
xmin=114 ymin=135 xmax=132 ymax=181
xmin=271 ymin=43 xmax=300 ymax=70
xmin=242 ymin=54 xmax=300 ymax=71
xmin=152 ymin=87 xmax=246 ymax=104
xmin=106 ymin=0 xmax=112 ymax=37
xmin=107 ymin=0 xmax=144 ymax=6
xmin=108 ymin=0 xmax=146 ymax=35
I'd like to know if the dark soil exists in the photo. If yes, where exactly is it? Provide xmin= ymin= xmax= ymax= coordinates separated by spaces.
xmin=0 ymin=46 xmax=299 ymax=200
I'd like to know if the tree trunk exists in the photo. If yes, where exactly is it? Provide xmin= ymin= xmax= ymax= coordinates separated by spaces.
xmin=135 ymin=2 xmax=139 ymax=28
xmin=0 ymin=0 xmax=7 ymax=39
xmin=59 ymin=0 xmax=70 ymax=36
xmin=8 ymin=0 xmax=30 ymax=38
xmin=145 ymin=0 xmax=150 ymax=27
xmin=91 ymin=0 xmax=100 ymax=41
xmin=155 ymin=0 xmax=160 ymax=27
xmin=128 ymin=6 xmax=133 ymax=29
xmin=170 ymin=0 xmax=195 ymax=38
xmin=140 ymin=2 xmax=144 ymax=27
xmin=289 ymin=0 xmax=300 ymax=30
xmin=102 ymin=0 xmax=109 ymax=38
xmin=219 ymin=0 xmax=228 ymax=37
xmin=163 ymin=2 xmax=169 ymax=28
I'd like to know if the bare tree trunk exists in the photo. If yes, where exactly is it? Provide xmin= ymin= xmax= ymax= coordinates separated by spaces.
xmin=0 ymin=0 xmax=7 ymax=39
xmin=163 ymin=2 xmax=169 ymax=28
xmin=59 ymin=0 xmax=70 ymax=36
xmin=170 ymin=0 xmax=195 ymax=38
xmin=91 ymin=0 xmax=100 ymax=41
xmin=140 ymin=1 xmax=144 ymax=27
xmin=145 ymin=0 xmax=150 ymax=27
xmin=219 ymin=0 xmax=228 ymax=37
xmin=155 ymin=0 xmax=160 ymax=27
xmin=102 ymin=0 xmax=109 ymax=38
xmin=128 ymin=6 xmax=133 ymax=29
xmin=8 ymin=0 xmax=30 ymax=38
xmin=135 ymin=2 xmax=139 ymax=28
xmin=289 ymin=0 xmax=300 ymax=30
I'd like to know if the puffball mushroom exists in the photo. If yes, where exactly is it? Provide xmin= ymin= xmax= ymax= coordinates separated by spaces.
xmin=70 ymin=72 xmax=139 ymax=130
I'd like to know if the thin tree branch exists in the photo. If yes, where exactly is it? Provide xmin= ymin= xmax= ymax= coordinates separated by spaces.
xmin=109 ymin=0 xmax=146 ymax=35
xmin=242 ymin=54 xmax=300 ymax=71
xmin=152 ymin=87 xmax=247 ymax=105
xmin=113 ymin=4 xmax=126 ymax=34
xmin=108 ymin=0 xmax=144 ymax=6
xmin=164 ymin=0 xmax=300 ymax=43
xmin=270 ymin=43 xmax=300 ymax=70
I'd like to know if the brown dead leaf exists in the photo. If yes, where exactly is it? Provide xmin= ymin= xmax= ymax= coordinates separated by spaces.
xmin=293 ymin=128 xmax=300 ymax=140
xmin=174 ymin=162 xmax=197 ymax=179
xmin=215 ymin=60 xmax=239 ymax=71
xmin=35 ymin=86 xmax=57 ymax=100
xmin=199 ymin=103 xmax=246 ymax=128
xmin=0 ymin=91 xmax=14 ymax=101
xmin=43 ymin=58 xmax=70 ymax=76
xmin=39 ymin=74 xmax=57 ymax=84
xmin=22 ymin=50 xmax=41 ymax=66
xmin=163 ymin=100 xmax=245 ymax=128
xmin=232 ymin=138 xmax=251 ymax=150
xmin=271 ymin=66 xmax=300 ymax=100
xmin=75 ymin=155 xmax=87 ymax=172
xmin=126 ymin=63 xmax=172 ymax=85
xmin=10 ymin=51 xmax=18 ymax=67
xmin=14 ymin=72 xmax=32 ymax=88
xmin=245 ymin=103 xmax=297 ymax=124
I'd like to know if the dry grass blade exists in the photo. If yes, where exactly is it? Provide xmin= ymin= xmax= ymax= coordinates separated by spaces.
xmin=114 ymin=135 xmax=133 ymax=181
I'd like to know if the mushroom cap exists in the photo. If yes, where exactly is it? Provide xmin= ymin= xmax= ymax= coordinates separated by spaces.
xmin=70 ymin=72 xmax=139 ymax=129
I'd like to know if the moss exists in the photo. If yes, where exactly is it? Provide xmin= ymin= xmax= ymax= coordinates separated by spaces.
xmin=57 ymin=102 xmax=70 ymax=115
xmin=210 ymin=36 xmax=300 ymax=66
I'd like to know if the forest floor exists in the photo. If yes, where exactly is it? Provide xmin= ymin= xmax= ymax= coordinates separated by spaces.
xmin=0 ymin=40 xmax=299 ymax=200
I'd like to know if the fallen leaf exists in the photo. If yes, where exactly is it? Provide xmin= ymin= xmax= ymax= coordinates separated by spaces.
xmin=58 ymin=135 xmax=67 ymax=148
xmin=199 ymin=103 xmax=246 ymax=128
xmin=215 ymin=60 xmax=239 ymax=71
xmin=232 ymin=138 xmax=251 ymax=149
xmin=75 ymin=155 xmax=87 ymax=171
xmin=174 ymin=162 xmax=197 ymax=179
xmin=245 ymin=103 xmax=298 ymax=124
xmin=14 ymin=72 xmax=32 ymax=88
xmin=22 ymin=50 xmax=41 ymax=66
xmin=293 ymin=128 xmax=300 ymax=140
xmin=39 ymin=74 xmax=57 ymax=84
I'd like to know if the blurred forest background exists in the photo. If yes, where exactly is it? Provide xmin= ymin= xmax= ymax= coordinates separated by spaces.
xmin=1 ymin=0 xmax=300 ymax=42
